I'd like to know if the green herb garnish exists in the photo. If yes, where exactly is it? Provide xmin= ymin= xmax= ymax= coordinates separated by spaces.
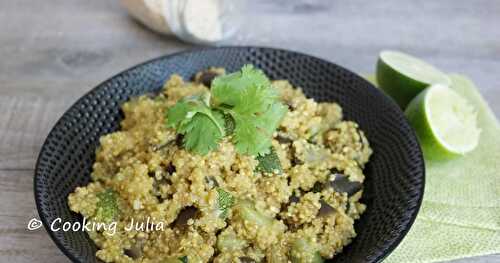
xmin=212 ymin=65 xmax=287 ymax=156
xmin=166 ymin=65 xmax=287 ymax=156
xmin=178 ymin=256 xmax=188 ymax=263
xmin=167 ymin=93 xmax=226 ymax=155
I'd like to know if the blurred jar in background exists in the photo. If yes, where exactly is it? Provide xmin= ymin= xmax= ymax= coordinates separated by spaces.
xmin=121 ymin=0 xmax=242 ymax=45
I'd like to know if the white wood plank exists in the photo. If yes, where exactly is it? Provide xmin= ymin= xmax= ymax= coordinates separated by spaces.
xmin=0 ymin=170 xmax=67 ymax=263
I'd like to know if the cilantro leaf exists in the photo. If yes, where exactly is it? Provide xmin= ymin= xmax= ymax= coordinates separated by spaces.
xmin=166 ymin=100 xmax=192 ymax=128
xmin=258 ymin=102 xmax=289 ymax=135
xmin=212 ymin=65 xmax=273 ymax=112
xmin=233 ymin=83 xmax=278 ymax=115
xmin=166 ymin=65 xmax=287 ymax=156
xmin=212 ymin=65 xmax=288 ymax=156
xmin=166 ymin=94 xmax=225 ymax=155
xmin=231 ymin=112 xmax=273 ymax=156
xmin=229 ymin=101 xmax=287 ymax=156
xmin=178 ymin=110 xmax=225 ymax=155
xmin=166 ymin=93 xmax=212 ymax=129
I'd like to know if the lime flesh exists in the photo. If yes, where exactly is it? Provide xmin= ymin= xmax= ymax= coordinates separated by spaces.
xmin=405 ymin=84 xmax=480 ymax=159
xmin=363 ymin=74 xmax=378 ymax=87
xmin=376 ymin=50 xmax=451 ymax=108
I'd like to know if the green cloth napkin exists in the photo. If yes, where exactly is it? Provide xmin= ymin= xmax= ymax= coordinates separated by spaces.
xmin=365 ymin=74 xmax=500 ymax=262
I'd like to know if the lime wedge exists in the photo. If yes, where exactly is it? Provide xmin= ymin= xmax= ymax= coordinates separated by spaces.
xmin=405 ymin=84 xmax=481 ymax=159
xmin=376 ymin=50 xmax=451 ymax=108
xmin=363 ymin=74 xmax=378 ymax=87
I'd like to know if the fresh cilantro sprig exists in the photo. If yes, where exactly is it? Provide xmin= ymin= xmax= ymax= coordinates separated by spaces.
xmin=166 ymin=93 xmax=226 ymax=155
xmin=166 ymin=65 xmax=287 ymax=156
xmin=211 ymin=65 xmax=287 ymax=156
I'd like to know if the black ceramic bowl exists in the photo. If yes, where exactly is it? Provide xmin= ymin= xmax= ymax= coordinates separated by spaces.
xmin=34 ymin=47 xmax=425 ymax=263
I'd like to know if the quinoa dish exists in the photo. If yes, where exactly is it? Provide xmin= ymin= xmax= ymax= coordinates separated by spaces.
xmin=68 ymin=65 xmax=373 ymax=263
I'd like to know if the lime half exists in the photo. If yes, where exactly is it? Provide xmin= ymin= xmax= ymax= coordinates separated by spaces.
xmin=405 ymin=84 xmax=481 ymax=159
xmin=376 ymin=50 xmax=451 ymax=108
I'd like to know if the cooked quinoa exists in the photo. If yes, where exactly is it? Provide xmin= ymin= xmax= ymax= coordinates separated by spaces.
xmin=68 ymin=68 xmax=373 ymax=263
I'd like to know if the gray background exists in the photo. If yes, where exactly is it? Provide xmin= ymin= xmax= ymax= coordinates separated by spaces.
xmin=0 ymin=0 xmax=498 ymax=262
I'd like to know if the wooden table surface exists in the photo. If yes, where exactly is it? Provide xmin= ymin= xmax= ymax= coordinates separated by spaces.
xmin=0 ymin=0 xmax=498 ymax=262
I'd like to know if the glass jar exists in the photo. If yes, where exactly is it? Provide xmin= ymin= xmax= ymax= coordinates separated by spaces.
xmin=122 ymin=0 xmax=242 ymax=45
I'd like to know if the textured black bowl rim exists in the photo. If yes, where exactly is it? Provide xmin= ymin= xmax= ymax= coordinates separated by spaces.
xmin=34 ymin=46 xmax=425 ymax=263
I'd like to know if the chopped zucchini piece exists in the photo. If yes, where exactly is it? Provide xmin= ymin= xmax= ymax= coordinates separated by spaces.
xmin=236 ymin=200 xmax=272 ymax=226
xmin=217 ymin=188 xmax=235 ymax=218
xmin=217 ymin=228 xmax=248 ymax=252
xmin=290 ymin=238 xmax=324 ymax=263
xmin=94 ymin=189 xmax=120 ymax=223
xmin=256 ymin=147 xmax=282 ymax=174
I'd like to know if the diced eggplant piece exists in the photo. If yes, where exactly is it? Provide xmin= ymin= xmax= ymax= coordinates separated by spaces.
xmin=195 ymin=70 xmax=221 ymax=87
xmin=204 ymin=176 xmax=219 ymax=189
xmin=175 ymin=134 xmax=184 ymax=147
xmin=173 ymin=206 xmax=199 ymax=230
xmin=124 ymin=237 xmax=145 ymax=259
xmin=276 ymin=135 xmax=293 ymax=145
xmin=289 ymin=195 xmax=300 ymax=204
xmin=318 ymin=200 xmax=336 ymax=217
xmin=280 ymin=194 xmax=300 ymax=215
xmin=329 ymin=173 xmax=362 ymax=197
xmin=311 ymin=182 xmax=324 ymax=193
xmin=239 ymin=257 xmax=257 ymax=263
xmin=165 ymin=162 xmax=176 ymax=174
